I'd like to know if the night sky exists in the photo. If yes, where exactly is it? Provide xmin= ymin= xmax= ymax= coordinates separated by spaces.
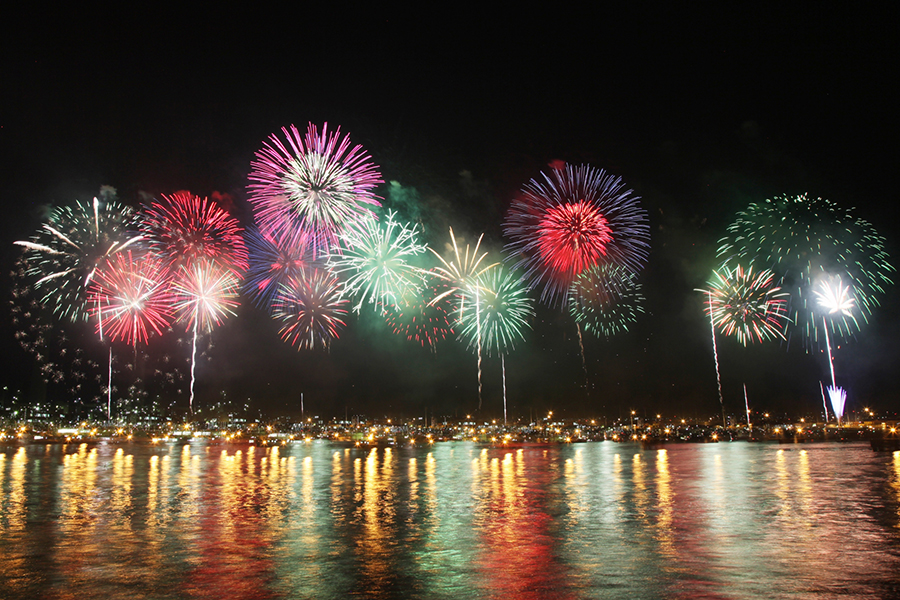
xmin=2 ymin=7 xmax=898 ymax=422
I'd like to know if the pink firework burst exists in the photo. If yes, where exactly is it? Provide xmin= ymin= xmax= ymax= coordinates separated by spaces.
xmin=140 ymin=191 xmax=248 ymax=277
xmin=247 ymin=123 xmax=383 ymax=258
xmin=504 ymin=163 xmax=649 ymax=306
xmin=88 ymin=250 xmax=175 ymax=346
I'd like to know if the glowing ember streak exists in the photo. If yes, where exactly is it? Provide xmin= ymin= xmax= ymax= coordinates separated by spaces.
xmin=707 ymin=290 xmax=726 ymax=428
xmin=88 ymin=250 xmax=175 ymax=346
xmin=272 ymin=268 xmax=348 ymax=351
xmin=247 ymin=123 xmax=383 ymax=258
xmin=504 ymin=163 xmax=649 ymax=306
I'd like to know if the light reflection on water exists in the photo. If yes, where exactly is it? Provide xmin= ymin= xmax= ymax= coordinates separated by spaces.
xmin=2 ymin=441 xmax=900 ymax=599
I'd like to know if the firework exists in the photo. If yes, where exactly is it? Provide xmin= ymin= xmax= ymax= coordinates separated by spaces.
xmin=458 ymin=266 xmax=534 ymax=420
xmin=814 ymin=274 xmax=855 ymax=391
xmin=700 ymin=265 xmax=789 ymax=346
xmin=717 ymin=193 xmax=893 ymax=347
xmin=382 ymin=276 xmax=453 ymax=352
xmin=429 ymin=228 xmax=500 ymax=407
xmin=139 ymin=191 xmax=248 ymax=277
xmin=88 ymin=250 xmax=175 ymax=346
xmin=503 ymin=164 xmax=650 ymax=305
xmin=244 ymin=226 xmax=314 ymax=311
xmin=827 ymin=385 xmax=847 ymax=424
xmin=14 ymin=196 xmax=140 ymax=322
xmin=171 ymin=261 xmax=241 ymax=412
xmin=9 ymin=256 xmax=104 ymax=405
xmin=273 ymin=268 xmax=348 ymax=351
xmin=327 ymin=211 xmax=427 ymax=312
xmin=814 ymin=274 xmax=856 ymax=318
xmin=458 ymin=267 xmax=535 ymax=357
xmin=247 ymin=122 xmax=383 ymax=258
xmin=570 ymin=264 xmax=646 ymax=339
xmin=429 ymin=228 xmax=498 ymax=312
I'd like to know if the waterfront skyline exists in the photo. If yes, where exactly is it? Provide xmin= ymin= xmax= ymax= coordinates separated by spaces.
xmin=1 ymin=7 xmax=898 ymax=421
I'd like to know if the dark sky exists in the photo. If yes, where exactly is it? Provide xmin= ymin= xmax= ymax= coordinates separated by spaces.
xmin=2 ymin=6 xmax=898 ymax=422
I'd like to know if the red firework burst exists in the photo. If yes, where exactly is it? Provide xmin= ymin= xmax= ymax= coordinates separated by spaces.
xmin=537 ymin=201 xmax=612 ymax=276
xmin=382 ymin=279 xmax=453 ymax=352
xmin=504 ymin=163 xmax=649 ymax=306
xmin=88 ymin=250 xmax=175 ymax=346
xmin=140 ymin=191 xmax=248 ymax=277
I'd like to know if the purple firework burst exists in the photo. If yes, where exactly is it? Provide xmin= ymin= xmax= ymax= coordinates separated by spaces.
xmin=503 ymin=163 xmax=650 ymax=306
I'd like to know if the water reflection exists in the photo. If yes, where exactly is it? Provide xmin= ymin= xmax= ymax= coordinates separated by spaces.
xmin=2 ymin=441 xmax=900 ymax=599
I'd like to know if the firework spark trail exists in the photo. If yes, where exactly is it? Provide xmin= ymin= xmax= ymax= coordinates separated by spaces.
xmin=576 ymin=322 xmax=589 ymax=397
xmin=458 ymin=266 xmax=535 ymax=415
xmin=502 ymin=353 xmax=507 ymax=426
xmin=707 ymin=290 xmax=726 ymax=427
xmin=820 ymin=381 xmax=830 ymax=423
xmin=108 ymin=347 xmax=113 ymax=421
xmin=743 ymin=383 xmax=751 ymax=432
xmin=248 ymin=123 xmax=383 ymax=258
xmin=172 ymin=262 xmax=240 ymax=413
xmin=504 ymin=163 xmax=649 ymax=306
xmin=476 ymin=286 xmax=482 ymax=410
xmin=822 ymin=317 xmax=836 ymax=389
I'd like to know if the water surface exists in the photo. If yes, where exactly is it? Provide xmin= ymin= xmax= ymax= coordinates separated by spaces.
xmin=2 ymin=440 xmax=899 ymax=599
